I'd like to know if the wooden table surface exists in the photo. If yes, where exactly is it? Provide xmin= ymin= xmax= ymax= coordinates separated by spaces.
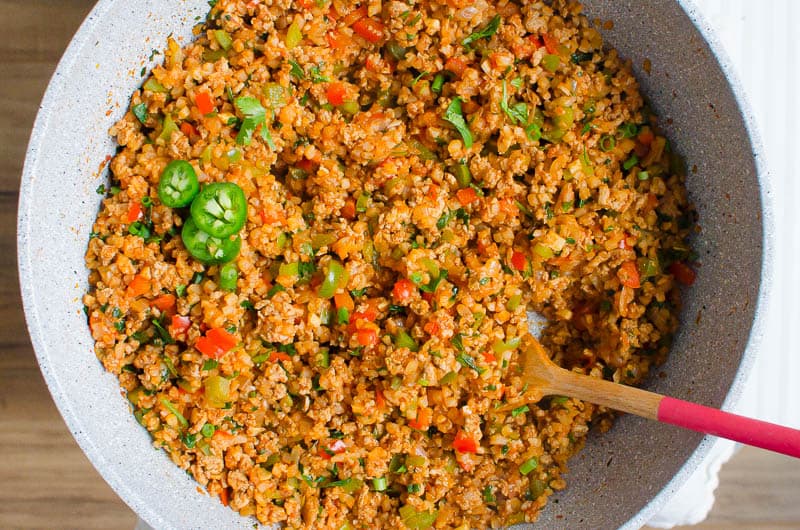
xmin=0 ymin=1 xmax=798 ymax=529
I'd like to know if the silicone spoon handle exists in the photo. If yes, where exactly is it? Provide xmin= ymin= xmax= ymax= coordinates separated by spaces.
xmin=658 ymin=396 xmax=800 ymax=458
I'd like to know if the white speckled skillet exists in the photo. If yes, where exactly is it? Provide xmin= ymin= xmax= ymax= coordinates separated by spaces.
xmin=17 ymin=1 xmax=772 ymax=528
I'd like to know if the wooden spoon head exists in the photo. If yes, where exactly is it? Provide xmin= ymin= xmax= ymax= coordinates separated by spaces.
xmin=519 ymin=334 xmax=560 ymax=389
xmin=496 ymin=335 xmax=560 ymax=412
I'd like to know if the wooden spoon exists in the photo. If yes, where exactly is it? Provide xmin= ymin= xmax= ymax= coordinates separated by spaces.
xmin=514 ymin=335 xmax=800 ymax=458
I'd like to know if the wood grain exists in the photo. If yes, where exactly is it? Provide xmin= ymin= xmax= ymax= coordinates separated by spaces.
xmin=0 ymin=1 xmax=138 ymax=528
xmin=1 ymin=1 xmax=798 ymax=529
xmin=521 ymin=335 xmax=663 ymax=420
xmin=0 ymin=0 xmax=96 ymax=193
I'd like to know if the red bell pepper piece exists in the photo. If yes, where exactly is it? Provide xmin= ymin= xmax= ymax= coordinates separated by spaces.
xmin=453 ymin=430 xmax=479 ymax=453
xmin=510 ymin=251 xmax=527 ymax=271
xmin=195 ymin=91 xmax=215 ymax=115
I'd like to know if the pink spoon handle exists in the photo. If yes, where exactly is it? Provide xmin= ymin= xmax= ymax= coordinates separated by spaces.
xmin=658 ymin=396 xmax=800 ymax=458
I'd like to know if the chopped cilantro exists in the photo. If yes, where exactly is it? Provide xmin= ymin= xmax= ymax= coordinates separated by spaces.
xmin=240 ymin=299 xmax=255 ymax=310
xmin=500 ymin=80 xmax=528 ymax=125
xmin=411 ymin=71 xmax=429 ymax=86
xmin=461 ymin=15 xmax=501 ymax=49
xmin=151 ymin=317 xmax=174 ymax=344
xmin=267 ymin=284 xmax=286 ymax=298
xmin=132 ymin=103 xmax=148 ymax=124
xmin=454 ymin=208 xmax=470 ymax=226
xmin=482 ymin=485 xmax=496 ymax=503
xmin=309 ymin=63 xmax=329 ymax=83
xmin=450 ymin=333 xmax=465 ymax=352
xmin=436 ymin=210 xmax=453 ymax=230
xmin=234 ymin=96 xmax=275 ymax=149
xmin=456 ymin=353 xmax=485 ymax=375
xmin=511 ymin=405 xmax=530 ymax=417
xmin=571 ymin=51 xmax=594 ymax=64
xmin=443 ymin=97 xmax=473 ymax=148
xmin=202 ymin=359 xmax=218 ymax=371
xmin=289 ymin=59 xmax=305 ymax=79
xmin=181 ymin=432 xmax=197 ymax=448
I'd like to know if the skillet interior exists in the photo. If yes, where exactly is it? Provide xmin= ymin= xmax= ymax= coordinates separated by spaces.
xmin=17 ymin=1 xmax=765 ymax=528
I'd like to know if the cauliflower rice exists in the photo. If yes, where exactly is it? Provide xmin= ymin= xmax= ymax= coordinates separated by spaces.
xmin=83 ymin=0 xmax=696 ymax=528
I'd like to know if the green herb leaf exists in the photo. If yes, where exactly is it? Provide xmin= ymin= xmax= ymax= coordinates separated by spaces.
xmin=411 ymin=70 xmax=429 ymax=86
xmin=234 ymin=97 xmax=264 ymax=145
xmin=298 ymin=260 xmax=317 ymax=280
xmin=511 ymin=405 xmax=529 ymax=417
xmin=159 ymin=397 xmax=188 ymax=427
xmin=454 ymin=208 xmax=470 ymax=226
xmin=181 ymin=432 xmax=197 ymax=448
xmin=571 ymin=51 xmax=594 ymax=64
xmin=443 ymin=97 xmax=473 ymax=148
xmin=240 ymin=299 xmax=255 ymax=310
xmin=324 ymin=478 xmax=363 ymax=492
xmin=277 ymin=343 xmax=297 ymax=356
xmin=234 ymin=96 xmax=275 ymax=149
xmin=132 ymin=103 xmax=148 ymax=124
xmin=482 ymin=485 xmax=496 ymax=503
xmin=128 ymin=221 xmax=151 ymax=240
xmin=151 ymin=317 xmax=175 ymax=344
xmin=500 ymin=80 xmax=528 ymax=125
xmin=260 ymin=121 xmax=276 ymax=149
xmin=288 ymin=59 xmax=305 ymax=80
xmin=202 ymin=359 xmax=218 ymax=371
xmin=436 ymin=210 xmax=453 ymax=230
xmin=456 ymin=353 xmax=486 ymax=375
xmin=234 ymin=96 xmax=262 ymax=117
xmin=309 ymin=63 xmax=329 ymax=83
xmin=461 ymin=14 xmax=501 ymax=49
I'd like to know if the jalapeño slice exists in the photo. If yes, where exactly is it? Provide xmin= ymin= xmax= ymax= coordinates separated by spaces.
xmin=190 ymin=182 xmax=247 ymax=238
